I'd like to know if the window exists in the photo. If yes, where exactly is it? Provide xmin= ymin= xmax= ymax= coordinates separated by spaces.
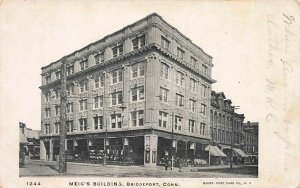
xmin=112 ymin=44 xmax=123 ymax=58
xmin=176 ymin=94 xmax=184 ymax=107
xmin=112 ymin=69 xmax=123 ymax=84
xmin=131 ymin=87 xmax=144 ymax=102
xmin=159 ymin=87 xmax=168 ymax=103
xmin=201 ymin=84 xmax=208 ymax=97
xmin=112 ymin=91 xmax=122 ymax=105
xmin=45 ymin=92 xmax=50 ymax=102
xmin=55 ymin=71 xmax=61 ymax=80
xmin=79 ymin=118 xmax=87 ymax=131
xmin=55 ymin=106 xmax=60 ymax=116
xmin=94 ymin=95 xmax=103 ymax=109
xmin=45 ymin=108 xmax=51 ymax=118
xmin=200 ymin=123 xmax=206 ymax=135
xmin=202 ymin=64 xmax=208 ymax=75
xmin=176 ymin=71 xmax=184 ymax=86
xmin=94 ymin=116 xmax=103 ymax=130
xmin=188 ymin=120 xmax=195 ymax=133
xmin=111 ymin=114 xmax=122 ymax=128
xmin=95 ymin=52 xmax=104 ymax=64
xmin=175 ymin=116 xmax=183 ymax=131
xmin=67 ymin=65 xmax=74 ymax=75
xmin=159 ymin=111 xmax=168 ymax=128
xmin=66 ymin=120 xmax=74 ymax=132
xmin=79 ymin=99 xmax=87 ymax=111
xmin=190 ymin=79 xmax=196 ymax=92
xmin=80 ymin=80 xmax=88 ymax=93
xmin=131 ymin=110 xmax=144 ymax=127
xmin=55 ymin=122 xmax=60 ymax=133
xmin=133 ymin=35 xmax=145 ymax=50
xmin=160 ymin=63 xmax=169 ymax=79
xmin=189 ymin=99 xmax=196 ymax=112
xmin=131 ymin=63 xmax=145 ymax=78
xmin=66 ymin=103 xmax=73 ymax=113
xmin=161 ymin=36 xmax=170 ymax=49
xmin=66 ymin=85 xmax=74 ymax=96
xmin=190 ymin=57 xmax=197 ymax=66
xmin=80 ymin=60 xmax=88 ymax=70
xmin=45 ymin=75 xmax=51 ymax=84
xmin=201 ymin=104 xmax=207 ymax=115
xmin=44 ymin=124 xmax=50 ymax=134
xmin=55 ymin=89 xmax=61 ymax=99
xmin=177 ymin=47 xmax=185 ymax=59
xmin=94 ymin=74 xmax=104 ymax=89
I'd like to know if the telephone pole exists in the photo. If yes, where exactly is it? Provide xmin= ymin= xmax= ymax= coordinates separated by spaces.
xmin=230 ymin=106 xmax=239 ymax=169
xmin=58 ymin=58 xmax=67 ymax=173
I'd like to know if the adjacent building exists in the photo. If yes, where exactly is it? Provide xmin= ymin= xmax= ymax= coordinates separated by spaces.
xmin=242 ymin=121 xmax=259 ymax=155
xmin=210 ymin=91 xmax=247 ymax=164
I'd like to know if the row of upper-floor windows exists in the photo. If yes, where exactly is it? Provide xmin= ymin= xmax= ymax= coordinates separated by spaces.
xmin=212 ymin=128 xmax=233 ymax=143
xmin=44 ymin=89 xmax=144 ymax=117
xmin=160 ymin=62 xmax=208 ymax=82
xmin=43 ymin=35 xmax=146 ymax=84
xmin=158 ymin=88 xmax=208 ymax=115
xmin=43 ymin=110 xmax=144 ymax=134
xmin=158 ymin=111 xmax=207 ymax=136
xmin=44 ymin=60 xmax=145 ymax=85
xmin=44 ymin=34 xmax=209 ymax=84
xmin=161 ymin=37 xmax=207 ymax=71
xmin=160 ymin=63 xmax=209 ymax=94
xmin=210 ymin=111 xmax=243 ymax=130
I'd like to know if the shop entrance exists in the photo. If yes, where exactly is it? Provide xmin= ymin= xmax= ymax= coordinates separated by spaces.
xmin=76 ymin=139 xmax=88 ymax=161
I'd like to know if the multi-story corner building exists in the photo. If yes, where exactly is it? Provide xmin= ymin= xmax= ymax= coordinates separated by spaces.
xmin=39 ymin=13 xmax=215 ymax=166
xmin=210 ymin=91 xmax=247 ymax=163
xmin=242 ymin=121 xmax=259 ymax=155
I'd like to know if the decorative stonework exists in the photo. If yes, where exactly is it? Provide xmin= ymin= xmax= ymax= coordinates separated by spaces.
xmin=129 ymin=77 xmax=145 ymax=88
xmin=109 ymin=83 xmax=122 ymax=93
xmin=129 ymin=101 xmax=144 ymax=110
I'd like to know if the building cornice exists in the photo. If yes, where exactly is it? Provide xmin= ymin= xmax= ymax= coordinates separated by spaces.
xmin=41 ymin=13 xmax=213 ymax=71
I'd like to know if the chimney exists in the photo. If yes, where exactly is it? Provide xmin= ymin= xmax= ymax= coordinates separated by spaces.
xmin=19 ymin=122 xmax=26 ymax=134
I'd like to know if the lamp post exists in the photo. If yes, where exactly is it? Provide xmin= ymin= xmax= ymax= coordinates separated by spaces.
xmin=119 ymin=103 xmax=126 ymax=165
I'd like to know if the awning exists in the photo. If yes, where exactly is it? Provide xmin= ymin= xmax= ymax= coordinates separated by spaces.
xmin=233 ymin=148 xmax=247 ymax=157
xmin=205 ymin=146 xmax=227 ymax=157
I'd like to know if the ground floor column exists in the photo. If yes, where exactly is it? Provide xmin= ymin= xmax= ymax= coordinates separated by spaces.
xmin=40 ymin=140 xmax=46 ymax=160
xmin=49 ymin=139 xmax=53 ymax=161
xmin=144 ymin=134 xmax=158 ymax=167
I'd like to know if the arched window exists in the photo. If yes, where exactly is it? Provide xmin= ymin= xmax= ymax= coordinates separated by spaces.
xmin=218 ymin=113 xmax=222 ymax=124
xmin=222 ymin=115 xmax=225 ymax=125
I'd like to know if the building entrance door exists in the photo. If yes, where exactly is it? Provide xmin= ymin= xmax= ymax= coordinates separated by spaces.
xmin=77 ymin=139 xmax=88 ymax=161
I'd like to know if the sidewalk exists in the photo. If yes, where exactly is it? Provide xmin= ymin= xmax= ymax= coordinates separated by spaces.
xmin=20 ymin=160 xmax=258 ymax=178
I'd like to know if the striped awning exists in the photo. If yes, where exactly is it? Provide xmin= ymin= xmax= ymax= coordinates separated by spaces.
xmin=205 ymin=145 xmax=227 ymax=157
xmin=233 ymin=148 xmax=247 ymax=157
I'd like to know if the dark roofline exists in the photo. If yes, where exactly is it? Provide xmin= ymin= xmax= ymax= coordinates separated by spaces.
xmin=42 ymin=12 xmax=212 ymax=70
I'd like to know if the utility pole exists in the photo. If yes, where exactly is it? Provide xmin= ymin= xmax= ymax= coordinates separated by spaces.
xmin=58 ymin=58 xmax=67 ymax=173
xmin=171 ymin=112 xmax=174 ymax=171
xmin=230 ymin=106 xmax=239 ymax=169
xmin=103 ymin=72 xmax=107 ymax=166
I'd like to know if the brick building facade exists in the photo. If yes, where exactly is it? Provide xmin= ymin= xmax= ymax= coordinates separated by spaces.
xmin=39 ymin=13 xmax=257 ymax=166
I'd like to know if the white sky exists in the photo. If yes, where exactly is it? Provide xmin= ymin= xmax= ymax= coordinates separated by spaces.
xmin=0 ymin=0 xmax=298 ymax=131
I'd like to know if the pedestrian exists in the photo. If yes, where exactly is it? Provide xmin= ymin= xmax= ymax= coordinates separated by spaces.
xmin=165 ymin=160 xmax=168 ymax=171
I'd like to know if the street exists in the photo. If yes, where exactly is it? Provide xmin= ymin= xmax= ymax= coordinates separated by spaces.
xmin=20 ymin=160 xmax=258 ymax=178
